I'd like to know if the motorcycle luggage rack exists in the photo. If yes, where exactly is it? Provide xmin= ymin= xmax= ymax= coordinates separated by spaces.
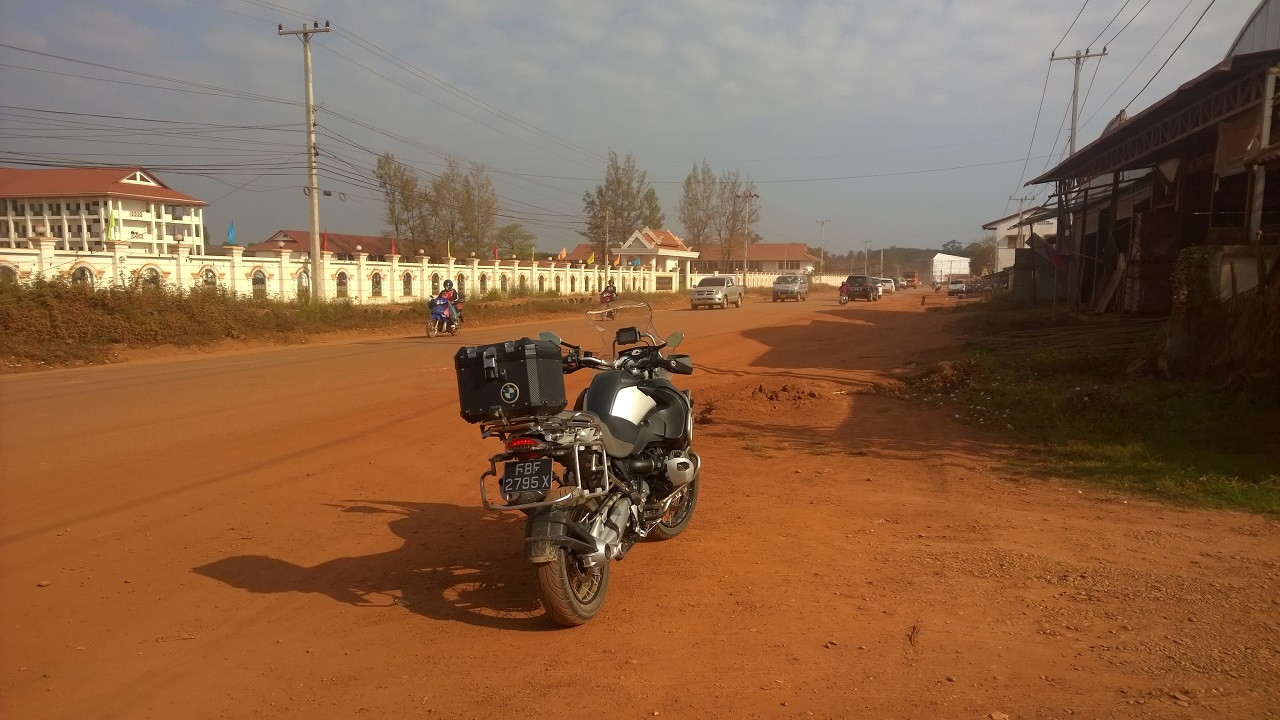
xmin=477 ymin=411 xmax=611 ymax=512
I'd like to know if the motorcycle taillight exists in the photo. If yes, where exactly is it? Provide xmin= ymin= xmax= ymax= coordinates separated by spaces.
xmin=505 ymin=436 xmax=543 ymax=460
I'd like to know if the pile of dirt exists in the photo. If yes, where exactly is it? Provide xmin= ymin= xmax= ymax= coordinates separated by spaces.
xmin=873 ymin=359 xmax=976 ymax=400
xmin=695 ymin=379 xmax=832 ymax=425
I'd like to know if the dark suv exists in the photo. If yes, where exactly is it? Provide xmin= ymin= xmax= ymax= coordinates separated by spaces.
xmin=844 ymin=275 xmax=881 ymax=302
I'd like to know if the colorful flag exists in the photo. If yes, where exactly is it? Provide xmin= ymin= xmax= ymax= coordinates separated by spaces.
xmin=586 ymin=251 xmax=595 ymax=264
xmin=390 ymin=236 xmax=397 ymax=257
xmin=492 ymin=244 xmax=499 ymax=260
xmin=106 ymin=206 xmax=116 ymax=242
xmin=612 ymin=255 xmax=621 ymax=267
xmin=1030 ymin=233 xmax=1069 ymax=269
xmin=226 ymin=221 xmax=236 ymax=246
xmin=631 ymin=258 xmax=641 ymax=267
xmin=557 ymin=247 xmax=567 ymax=261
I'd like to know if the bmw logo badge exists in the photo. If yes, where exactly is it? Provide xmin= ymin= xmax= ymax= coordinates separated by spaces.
xmin=499 ymin=383 xmax=520 ymax=404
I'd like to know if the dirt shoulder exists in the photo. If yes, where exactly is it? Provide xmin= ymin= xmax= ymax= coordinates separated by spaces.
xmin=1 ymin=290 xmax=1277 ymax=719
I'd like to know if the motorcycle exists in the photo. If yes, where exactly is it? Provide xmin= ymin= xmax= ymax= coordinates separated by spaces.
xmin=427 ymin=294 xmax=463 ymax=338
xmin=598 ymin=289 xmax=618 ymax=320
xmin=454 ymin=303 xmax=698 ymax=626
xmin=838 ymin=292 xmax=849 ymax=306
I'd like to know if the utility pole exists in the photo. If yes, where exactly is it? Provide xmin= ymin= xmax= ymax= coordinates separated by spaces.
xmin=737 ymin=192 xmax=758 ymax=286
xmin=279 ymin=20 xmax=330 ymax=301
xmin=815 ymin=219 xmax=829 ymax=275
xmin=861 ymin=239 xmax=871 ymax=275
xmin=1051 ymin=48 xmax=1107 ymax=156
xmin=1009 ymin=195 xmax=1035 ymax=249
xmin=879 ymin=248 xmax=884 ymax=277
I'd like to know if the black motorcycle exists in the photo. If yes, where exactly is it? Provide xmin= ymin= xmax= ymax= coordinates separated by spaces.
xmin=454 ymin=303 xmax=699 ymax=626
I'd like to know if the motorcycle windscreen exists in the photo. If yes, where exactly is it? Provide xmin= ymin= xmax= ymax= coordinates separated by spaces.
xmin=584 ymin=302 xmax=659 ymax=360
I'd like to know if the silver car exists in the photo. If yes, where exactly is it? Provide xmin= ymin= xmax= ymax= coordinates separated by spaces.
xmin=771 ymin=274 xmax=809 ymax=302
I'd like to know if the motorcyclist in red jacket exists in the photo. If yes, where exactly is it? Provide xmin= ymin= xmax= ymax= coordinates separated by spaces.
xmin=438 ymin=279 xmax=463 ymax=324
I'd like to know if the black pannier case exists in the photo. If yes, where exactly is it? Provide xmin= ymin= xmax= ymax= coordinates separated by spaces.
xmin=454 ymin=338 xmax=567 ymax=423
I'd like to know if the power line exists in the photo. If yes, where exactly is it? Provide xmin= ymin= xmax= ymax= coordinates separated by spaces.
xmin=1126 ymin=0 xmax=1218 ymax=109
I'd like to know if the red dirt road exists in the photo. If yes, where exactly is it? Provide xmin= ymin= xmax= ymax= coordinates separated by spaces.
xmin=2 ymin=290 xmax=1278 ymax=719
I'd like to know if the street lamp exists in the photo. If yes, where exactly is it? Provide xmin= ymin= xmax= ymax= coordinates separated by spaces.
xmin=737 ymin=191 xmax=758 ymax=285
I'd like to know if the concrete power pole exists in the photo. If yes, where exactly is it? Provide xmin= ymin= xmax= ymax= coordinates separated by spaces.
xmin=737 ymin=192 xmax=758 ymax=286
xmin=815 ymin=219 xmax=829 ymax=275
xmin=279 ymin=20 xmax=330 ymax=302
xmin=861 ymin=239 xmax=871 ymax=275
xmin=1051 ymin=48 xmax=1107 ymax=156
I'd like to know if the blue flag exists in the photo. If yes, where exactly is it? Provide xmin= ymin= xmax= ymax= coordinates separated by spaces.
xmin=227 ymin=221 xmax=236 ymax=246
xmin=631 ymin=258 xmax=641 ymax=267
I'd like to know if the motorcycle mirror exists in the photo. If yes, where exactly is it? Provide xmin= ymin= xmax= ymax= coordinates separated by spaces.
xmin=538 ymin=331 xmax=562 ymax=346
xmin=665 ymin=331 xmax=684 ymax=349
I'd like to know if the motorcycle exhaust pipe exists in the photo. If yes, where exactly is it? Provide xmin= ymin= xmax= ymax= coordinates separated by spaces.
xmin=665 ymin=452 xmax=699 ymax=488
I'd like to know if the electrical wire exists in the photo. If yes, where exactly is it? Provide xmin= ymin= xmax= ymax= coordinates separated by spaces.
xmin=1126 ymin=0 xmax=1218 ymax=109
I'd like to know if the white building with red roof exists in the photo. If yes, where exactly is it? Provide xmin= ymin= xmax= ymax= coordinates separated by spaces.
xmin=0 ymin=167 xmax=207 ymax=254
xmin=693 ymin=242 xmax=818 ymax=274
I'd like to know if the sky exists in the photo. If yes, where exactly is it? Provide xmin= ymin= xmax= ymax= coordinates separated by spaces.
xmin=0 ymin=0 xmax=1262 ymax=256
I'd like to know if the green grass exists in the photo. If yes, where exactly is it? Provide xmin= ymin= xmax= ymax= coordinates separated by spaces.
xmin=956 ymin=345 xmax=1280 ymax=514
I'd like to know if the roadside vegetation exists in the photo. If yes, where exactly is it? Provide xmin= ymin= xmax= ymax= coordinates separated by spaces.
xmin=881 ymin=292 xmax=1280 ymax=514
xmin=0 ymin=277 xmax=686 ymax=372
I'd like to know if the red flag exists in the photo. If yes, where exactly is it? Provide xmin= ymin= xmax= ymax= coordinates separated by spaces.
xmin=391 ymin=236 xmax=396 ymax=256
xmin=492 ymin=244 xmax=499 ymax=260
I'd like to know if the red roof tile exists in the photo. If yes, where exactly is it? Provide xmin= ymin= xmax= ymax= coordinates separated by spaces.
xmin=245 ymin=230 xmax=400 ymax=255
xmin=0 ymin=167 xmax=207 ymax=205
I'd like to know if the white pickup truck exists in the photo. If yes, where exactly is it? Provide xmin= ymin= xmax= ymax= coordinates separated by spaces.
xmin=689 ymin=276 xmax=744 ymax=309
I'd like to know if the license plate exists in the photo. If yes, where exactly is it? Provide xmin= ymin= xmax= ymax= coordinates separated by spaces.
xmin=501 ymin=458 xmax=554 ymax=496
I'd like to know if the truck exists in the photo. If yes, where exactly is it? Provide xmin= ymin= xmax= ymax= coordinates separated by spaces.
xmin=689 ymin=276 xmax=744 ymax=309
xmin=902 ymin=271 xmax=919 ymax=289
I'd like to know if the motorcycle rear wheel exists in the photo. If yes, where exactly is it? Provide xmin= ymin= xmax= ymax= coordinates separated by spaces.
xmin=536 ymin=548 xmax=609 ymax=626
xmin=648 ymin=477 xmax=699 ymax=541
xmin=449 ymin=322 xmax=460 ymax=336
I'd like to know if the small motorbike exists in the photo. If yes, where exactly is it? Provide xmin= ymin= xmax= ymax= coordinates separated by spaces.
xmin=456 ymin=303 xmax=698 ymax=626
xmin=838 ymin=292 xmax=849 ymax=306
xmin=427 ymin=295 xmax=463 ymax=337
xmin=599 ymin=289 xmax=618 ymax=319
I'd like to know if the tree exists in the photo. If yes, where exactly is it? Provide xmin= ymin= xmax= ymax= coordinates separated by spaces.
xmin=941 ymin=239 xmax=964 ymax=254
xmin=677 ymin=160 xmax=717 ymax=249
xmin=373 ymin=152 xmax=420 ymax=246
xmin=964 ymin=232 xmax=998 ymax=275
xmin=712 ymin=169 xmax=760 ymax=270
xmin=429 ymin=158 xmax=466 ymax=258
xmin=493 ymin=223 xmax=537 ymax=260
xmin=459 ymin=163 xmax=498 ymax=259
xmin=581 ymin=149 xmax=660 ymax=263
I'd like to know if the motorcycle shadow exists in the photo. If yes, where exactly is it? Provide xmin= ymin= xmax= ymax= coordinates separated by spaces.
xmin=192 ymin=500 xmax=554 ymax=631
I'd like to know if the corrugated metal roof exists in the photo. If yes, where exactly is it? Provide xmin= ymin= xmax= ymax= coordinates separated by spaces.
xmin=1229 ymin=0 xmax=1280 ymax=56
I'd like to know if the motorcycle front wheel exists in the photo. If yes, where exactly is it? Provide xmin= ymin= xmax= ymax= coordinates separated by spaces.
xmin=536 ymin=548 xmax=609 ymax=626
xmin=648 ymin=477 xmax=699 ymax=541
xmin=427 ymin=320 xmax=438 ymax=338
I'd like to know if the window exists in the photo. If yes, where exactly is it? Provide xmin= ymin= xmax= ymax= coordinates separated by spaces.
xmin=431 ymin=272 xmax=440 ymax=294
xmin=142 ymin=267 xmax=161 ymax=288
xmin=569 ymin=276 xmax=576 ymax=293
xmin=455 ymin=274 xmax=466 ymax=295
xmin=554 ymin=276 xmax=562 ymax=293
xmin=538 ymin=275 xmax=545 ymax=292
xmin=296 ymin=270 xmax=309 ymax=300
xmin=500 ymin=275 xmax=508 ymax=293
xmin=518 ymin=275 xmax=527 ymax=291
xmin=202 ymin=268 xmax=218 ymax=288
xmin=371 ymin=272 xmax=383 ymax=297
xmin=71 ymin=266 xmax=94 ymax=287
xmin=403 ymin=272 xmax=413 ymax=297
xmin=0 ymin=266 xmax=17 ymax=284
xmin=252 ymin=269 xmax=267 ymax=299
xmin=479 ymin=274 xmax=488 ymax=294
xmin=336 ymin=272 xmax=349 ymax=298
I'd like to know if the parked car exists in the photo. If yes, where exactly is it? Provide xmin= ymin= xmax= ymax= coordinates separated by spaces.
xmin=690 ymin=276 xmax=744 ymax=309
xmin=878 ymin=278 xmax=896 ymax=294
xmin=948 ymin=278 xmax=968 ymax=296
xmin=843 ymin=275 xmax=881 ymax=302
xmin=771 ymin=274 xmax=809 ymax=302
